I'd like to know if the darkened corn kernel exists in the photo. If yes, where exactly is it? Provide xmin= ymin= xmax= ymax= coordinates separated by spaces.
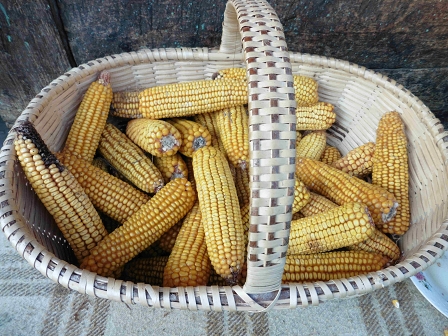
xmin=57 ymin=151 xmax=150 ymax=224
xmin=288 ymin=202 xmax=375 ymax=254
xmin=296 ymin=102 xmax=336 ymax=131
xmin=332 ymin=142 xmax=375 ymax=178
xmin=153 ymin=154 xmax=188 ymax=184
xmin=372 ymin=112 xmax=410 ymax=235
xmin=320 ymin=145 xmax=342 ymax=165
xmin=295 ymin=157 xmax=398 ymax=225
xmin=99 ymin=123 xmax=164 ymax=193
xmin=163 ymin=202 xmax=211 ymax=287
xmin=139 ymin=79 xmax=248 ymax=119
xmin=282 ymin=251 xmax=389 ymax=283
xmin=15 ymin=121 xmax=107 ymax=264
xmin=299 ymin=192 xmax=338 ymax=217
xmin=63 ymin=71 xmax=113 ymax=163
xmin=111 ymin=91 xmax=142 ymax=119
xmin=296 ymin=130 xmax=327 ymax=161
xmin=126 ymin=118 xmax=182 ymax=157
xmin=347 ymin=228 xmax=401 ymax=261
xmin=215 ymin=106 xmax=250 ymax=169
xmin=80 ymin=178 xmax=196 ymax=277
xmin=167 ymin=118 xmax=212 ymax=157
xmin=192 ymin=146 xmax=244 ymax=284
xmin=122 ymin=256 xmax=168 ymax=286
xmin=157 ymin=220 xmax=183 ymax=253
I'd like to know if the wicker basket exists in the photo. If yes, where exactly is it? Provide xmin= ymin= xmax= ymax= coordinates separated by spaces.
xmin=1 ymin=0 xmax=448 ymax=312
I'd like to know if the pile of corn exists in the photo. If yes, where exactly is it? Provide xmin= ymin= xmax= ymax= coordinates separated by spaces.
xmin=14 ymin=68 xmax=409 ymax=287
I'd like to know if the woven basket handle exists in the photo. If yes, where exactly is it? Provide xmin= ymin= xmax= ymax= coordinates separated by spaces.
xmin=219 ymin=0 xmax=297 ymax=295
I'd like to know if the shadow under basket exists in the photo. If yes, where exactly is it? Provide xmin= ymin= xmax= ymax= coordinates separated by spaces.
xmin=1 ymin=0 xmax=448 ymax=312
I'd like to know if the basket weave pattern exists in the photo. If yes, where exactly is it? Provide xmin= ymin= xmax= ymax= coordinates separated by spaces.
xmin=1 ymin=0 xmax=448 ymax=311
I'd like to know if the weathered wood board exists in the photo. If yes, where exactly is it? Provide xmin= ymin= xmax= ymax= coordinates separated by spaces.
xmin=0 ymin=0 xmax=72 ymax=126
xmin=1 ymin=0 xmax=447 ymax=128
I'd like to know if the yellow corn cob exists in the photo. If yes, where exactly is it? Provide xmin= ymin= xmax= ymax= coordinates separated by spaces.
xmin=122 ymin=256 xmax=168 ymax=286
xmin=215 ymin=106 xmax=250 ymax=169
xmin=192 ymin=146 xmax=244 ymax=284
xmin=299 ymin=192 xmax=338 ymax=217
xmin=157 ymin=220 xmax=183 ymax=253
xmin=235 ymin=166 xmax=250 ymax=207
xmin=332 ymin=142 xmax=375 ymax=178
xmin=163 ymin=202 xmax=211 ymax=287
xmin=167 ymin=118 xmax=212 ymax=157
xmin=57 ymin=151 xmax=150 ymax=224
xmin=212 ymin=68 xmax=319 ymax=107
xmin=282 ymin=251 xmax=389 ymax=283
xmin=295 ymin=131 xmax=302 ymax=150
xmin=111 ymin=91 xmax=142 ymax=119
xmin=153 ymin=153 xmax=188 ymax=184
xmin=139 ymin=78 xmax=248 ymax=119
xmin=193 ymin=112 xmax=226 ymax=153
xmin=126 ymin=118 xmax=182 ymax=157
xmin=292 ymin=177 xmax=311 ymax=214
xmin=347 ymin=229 xmax=401 ymax=261
xmin=296 ymin=130 xmax=327 ymax=160
xmin=183 ymin=156 xmax=196 ymax=191
xmin=320 ymin=145 xmax=342 ymax=165
xmin=15 ymin=121 xmax=107 ymax=263
xmin=295 ymin=157 xmax=398 ymax=225
xmin=288 ymin=202 xmax=375 ymax=254
xmin=80 ymin=178 xmax=196 ymax=277
xmin=62 ymin=71 xmax=113 ymax=163
xmin=372 ymin=112 xmax=410 ymax=235
xmin=296 ymin=102 xmax=336 ymax=131
xmin=98 ymin=123 xmax=164 ymax=193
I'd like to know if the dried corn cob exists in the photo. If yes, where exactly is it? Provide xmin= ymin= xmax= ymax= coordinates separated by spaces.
xmin=183 ymin=156 xmax=196 ymax=191
xmin=139 ymin=78 xmax=248 ymax=119
xmin=167 ymin=118 xmax=212 ymax=157
xmin=57 ymin=151 xmax=150 ymax=224
xmin=157 ymin=220 xmax=183 ymax=253
xmin=320 ymin=145 xmax=342 ymax=165
xmin=235 ymin=166 xmax=250 ymax=207
xmin=282 ymin=251 xmax=389 ymax=283
xmin=332 ymin=142 xmax=375 ymax=178
xmin=299 ymin=192 xmax=338 ymax=217
xmin=372 ymin=112 xmax=410 ymax=235
xmin=111 ymin=91 xmax=142 ymax=119
xmin=192 ymin=146 xmax=244 ymax=284
xmin=295 ymin=157 xmax=398 ymax=225
xmin=193 ymin=112 xmax=226 ymax=153
xmin=15 ymin=121 xmax=107 ymax=263
xmin=62 ymin=71 xmax=113 ymax=163
xmin=296 ymin=102 xmax=336 ymax=131
xmin=214 ymin=106 xmax=250 ymax=169
xmin=126 ymin=118 xmax=182 ymax=157
xmin=153 ymin=154 xmax=188 ymax=184
xmin=292 ymin=177 xmax=310 ymax=214
xmin=295 ymin=131 xmax=302 ymax=150
xmin=80 ymin=178 xmax=196 ymax=277
xmin=212 ymin=68 xmax=319 ymax=107
xmin=347 ymin=229 xmax=401 ymax=261
xmin=123 ymin=256 xmax=168 ymax=286
xmin=98 ymin=123 xmax=164 ymax=193
xmin=296 ymin=130 xmax=327 ymax=160
xmin=288 ymin=202 xmax=375 ymax=254
xmin=163 ymin=202 xmax=211 ymax=287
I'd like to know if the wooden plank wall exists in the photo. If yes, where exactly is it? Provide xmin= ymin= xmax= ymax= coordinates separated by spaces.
xmin=1 ymin=0 xmax=447 ymax=128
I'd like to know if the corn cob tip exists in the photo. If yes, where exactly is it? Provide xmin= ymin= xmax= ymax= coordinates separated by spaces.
xmin=15 ymin=121 xmax=63 ymax=171
xmin=226 ymin=267 xmax=241 ymax=286
xmin=382 ymin=201 xmax=399 ymax=223
xmin=98 ymin=70 xmax=111 ymax=86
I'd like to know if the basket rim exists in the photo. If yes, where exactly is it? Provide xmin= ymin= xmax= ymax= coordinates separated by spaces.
xmin=1 ymin=47 xmax=448 ymax=311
